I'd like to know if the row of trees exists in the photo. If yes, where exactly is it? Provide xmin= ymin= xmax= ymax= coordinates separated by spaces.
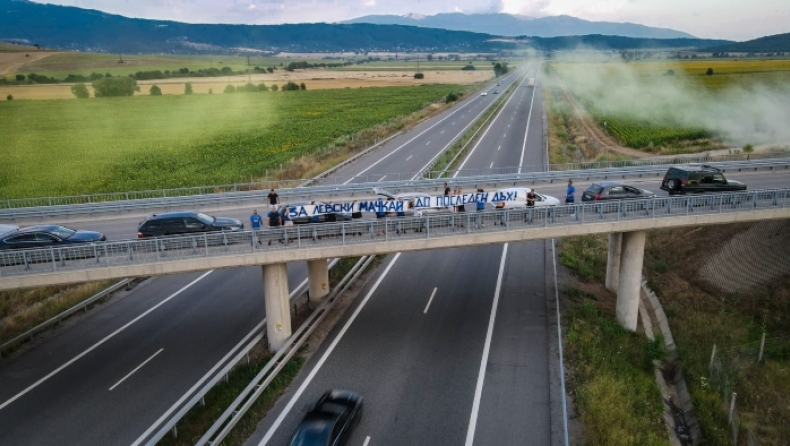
xmin=493 ymin=62 xmax=509 ymax=77
xmin=70 ymin=78 xmax=309 ymax=98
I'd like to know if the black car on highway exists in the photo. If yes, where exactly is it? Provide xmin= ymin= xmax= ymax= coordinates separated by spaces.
xmin=582 ymin=181 xmax=655 ymax=202
xmin=0 ymin=225 xmax=106 ymax=250
xmin=660 ymin=165 xmax=747 ymax=195
xmin=137 ymin=211 xmax=243 ymax=238
xmin=290 ymin=389 xmax=363 ymax=446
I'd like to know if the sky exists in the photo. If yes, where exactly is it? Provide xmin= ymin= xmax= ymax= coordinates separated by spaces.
xmin=32 ymin=0 xmax=789 ymax=41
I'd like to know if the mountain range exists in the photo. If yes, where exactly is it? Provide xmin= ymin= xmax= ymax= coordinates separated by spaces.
xmin=343 ymin=13 xmax=696 ymax=39
xmin=0 ymin=0 xmax=732 ymax=54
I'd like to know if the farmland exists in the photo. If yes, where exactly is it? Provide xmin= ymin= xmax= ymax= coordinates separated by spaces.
xmin=547 ymin=58 xmax=790 ymax=154
xmin=0 ymin=85 xmax=461 ymax=198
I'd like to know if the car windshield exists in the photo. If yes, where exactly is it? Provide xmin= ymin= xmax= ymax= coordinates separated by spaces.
xmin=196 ymin=213 xmax=215 ymax=225
xmin=48 ymin=226 xmax=77 ymax=239
xmin=585 ymin=185 xmax=604 ymax=194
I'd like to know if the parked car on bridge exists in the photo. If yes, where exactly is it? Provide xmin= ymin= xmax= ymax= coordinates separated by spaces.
xmin=289 ymin=389 xmax=363 ymax=446
xmin=0 ymin=225 xmax=107 ymax=266
xmin=0 ymin=224 xmax=19 ymax=236
xmin=137 ymin=211 xmax=243 ymax=238
xmin=281 ymin=202 xmax=354 ymax=225
xmin=0 ymin=225 xmax=106 ymax=250
xmin=582 ymin=181 xmax=656 ymax=202
xmin=661 ymin=165 xmax=747 ymax=195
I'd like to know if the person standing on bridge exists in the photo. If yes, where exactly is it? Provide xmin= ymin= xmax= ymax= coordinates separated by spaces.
xmin=267 ymin=188 xmax=280 ymax=206
xmin=565 ymin=180 xmax=576 ymax=204
xmin=250 ymin=209 xmax=263 ymax=245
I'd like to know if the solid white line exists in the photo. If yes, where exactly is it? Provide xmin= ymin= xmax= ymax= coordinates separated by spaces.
xmin=464 ymin=244 xmax=509 ymax=446
xmin=454 ymin=74 xmax=530 ymax=176
xmin=518 ymin=79 xmax=538 ymax=174
xmin=0 ymin=270 xmax=214 ymax=412
xmin=406 ymin=155 xmax=413 ymax=161
xmin=423 ymin=287 xmax=438 ymax=314
xmin=363 ymin=436 xmax=371 ymax=446
xmin=552 ymin=239 xmax=571 ymax=446
xmin=109 ymin=348 xmax=164 ymax=391
xmin=341 ymin=98 xmax=480 ymax=184
xmin=378 ymin=175 xmax=387 ymax=182
xmin=258 ymin=253 xmax=403 ymax=445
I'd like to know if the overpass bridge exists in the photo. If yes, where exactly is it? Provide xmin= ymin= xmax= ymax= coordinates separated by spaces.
xmin=2 ymin=188 xmax=789 ymax=350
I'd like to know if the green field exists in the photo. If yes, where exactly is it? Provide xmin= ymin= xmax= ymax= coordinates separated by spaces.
xmin=0 ymin=85 xmax=460 ymax=198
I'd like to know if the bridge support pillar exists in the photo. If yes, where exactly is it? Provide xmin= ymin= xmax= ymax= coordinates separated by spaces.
xmin=616 ymin=231 xmax=646 ymax=331
xmin=262 ymin=263 xmax=292 ymax=352
xmin=308 ymin=259 xmax=330 ymax=303
xmin=606 ymin=232 xmax=622 ymax=293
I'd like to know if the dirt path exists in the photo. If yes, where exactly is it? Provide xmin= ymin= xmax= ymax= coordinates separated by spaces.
xmin=559 ymin=87 xmax=651 ymax=159
xmin=0 ymin=51 xmax=60 ymax=76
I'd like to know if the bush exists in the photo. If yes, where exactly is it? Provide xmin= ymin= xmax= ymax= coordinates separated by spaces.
xmin=446 ymin=92 xmax=459 ymax=103
xmin=184 ymin=83 xmax=193 ymax=95
xmin=223 ymin=84 xmax=236 ymax=94
xmin=257 ymin=83 xmax=268 ymax=92
xmin=414 ymin=73 xmax=424 ymax=79
xmin=6 ymin=94 xmax=12 ymax=101
xmin=270 ymin=84 xmax=279 ymax=92
xmin=663 ymin=69 xmax=675 ymax=76
xmin=282 ymin=81 xmax=300 ymax=91
xmin=461 ymin=64 xmax=476 ymax=71
xmin=242 ymin=83 xmax=257 ymax=93
xmin=15 ymin=74 xmax=24 ymax=81
xmin=91 ymin=77 xmax=138 ymax=97
xmin=743 ymin=144 xmax=754 ymax=153
xmin=300 ymin=82 xmax=306 ymax=91
xmin=149 ymin=85 xmax=162 ymax=96
xmin=70 ymin=83 xmax=90 ymax=99
xmin=706 ymin=68 xmax=714 ymax=76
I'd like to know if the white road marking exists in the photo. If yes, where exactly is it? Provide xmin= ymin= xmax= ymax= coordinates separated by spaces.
xmin=258 ymin=254 xmax=403 ymax=445
xmin=452 ymin=121 xmax=456 ymax=125
xmin=426 ymin=141 xmax=431 ymax=145
xmin=406 ymin=155 xmax=413 ymax=161
xmin=497 ymin=145 xmax=501 ymax=151
xmin=109 ymin=348 xmax=163 ymax=391
xmin=423 ymin=287 xmax=438 ymax=314
xmin=489 ymin=162 xmax=494 ymax=169
xmin=503 ymin=133 xmax=507 ymax=138
xmin=378 ymin=175 xmax=387 ymax=182
xmin=465 ymin=244 xmax=509 ymax=446
xmin=363 ymin=436 xmax=371 ymax=446
xmin=454 ymin=74 xmax=531 ymax=175
xmin=518 ymin=80 xmax=538 ymax=173
xmin=0 ymin=271 xmax=214 ymax=411
xmin=440 ymin=130 xmax=445 ymax=134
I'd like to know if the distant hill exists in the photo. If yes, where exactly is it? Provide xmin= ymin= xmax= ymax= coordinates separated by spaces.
xmin=0 ymin=0 xmax=728 ymax=54
xmin=708 ymin=33 xmax=790 ymax=53
xmin=343 ymin=13 xmax=697 ymax=39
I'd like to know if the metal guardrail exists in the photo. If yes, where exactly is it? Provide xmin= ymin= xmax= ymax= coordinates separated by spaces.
xmin=2 ymin=158 xmax=790 ymax=223
xmin=3 ymin=151 xmax=788 ymax=212
xmin=194 ymin=256 xmax=374 ymax=446
xmin=1 ymin=188 xmax=788 ymax=280
xmin=0 ymin=278 xmax=131 ymax=357
xmin=136 ymin=258 xmax=346 ymax=446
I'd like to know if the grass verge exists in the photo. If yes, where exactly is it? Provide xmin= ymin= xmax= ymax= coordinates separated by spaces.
xmin=564 ymin=289 xmax=668 ymax=446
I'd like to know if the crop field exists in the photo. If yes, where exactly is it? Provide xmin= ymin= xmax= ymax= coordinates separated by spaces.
xmin=549 ymin=58 xmax=790 ymax=151
xmin=0 ymin=85 xmax=460 ymax=198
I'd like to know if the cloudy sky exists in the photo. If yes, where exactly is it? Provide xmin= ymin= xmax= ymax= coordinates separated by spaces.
xmin=33 ymin=0 xmax=789 ymax=41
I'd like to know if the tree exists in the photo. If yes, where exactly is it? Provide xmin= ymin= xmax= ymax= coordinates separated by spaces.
xmin=446 ymin=92 xmax=459 ymax=103
xmin=150 ymin=85 xmax=162 ymax=96
xmin=6 ymin=94 xmax=12 ymax=101
xmin=242 ymin=83 xmax=257 ymax=92
xmin=221 ymin=66 xmax=232 ymax=74
xmin=426 ymin=54 xmax=434 ymax=61
xmin=282 ymin=81 xmax=300 ymax=91
xmin=184 ymin=83 xmax=193 ymax=95
xmin=270 ymin=84 xmax=279 ymax=92
xmin=493 ymin=62 xmax=509 ymax=77
xmin=208 ymin=88 xmax=213 ymax=94
xmin=461 ymin=64 xmax=476 ymax=71
xmin=300 ymin=82 xmax=306 ymax=91
xmin=414 ymin=73 xmax=424 ymax=79
xmin=258 ymin=83 xmax=268 ymax=92
xmin=224 ymin=84 xmax=236 ymax=94
xmin=15 ymin=74 xmax=24 ymax=81
xmin=92 ymin=77 xmax=138 ymax=97
xmin=706 ymin=68 xmax=714 ymax=76
xmin=71 ymin=83 xmax=90 ymax=98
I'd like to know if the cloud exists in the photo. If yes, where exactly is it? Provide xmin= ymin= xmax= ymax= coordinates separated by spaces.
xmin=363 ymin=0 xmax=376 ymax=6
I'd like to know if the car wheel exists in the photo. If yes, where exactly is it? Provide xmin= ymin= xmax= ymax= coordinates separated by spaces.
xmin=666 ymin=179 xmax=678 ymax=192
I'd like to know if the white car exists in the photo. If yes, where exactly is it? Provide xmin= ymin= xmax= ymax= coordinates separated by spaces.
xmin=480 ymin=92 xmax=488 ymax=96
xmin=491 ymin=187 xmax=560 ymax=209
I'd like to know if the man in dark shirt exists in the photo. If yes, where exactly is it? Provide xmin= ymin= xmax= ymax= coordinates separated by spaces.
xmin=267 ymin=188 xmax=279 ymax=206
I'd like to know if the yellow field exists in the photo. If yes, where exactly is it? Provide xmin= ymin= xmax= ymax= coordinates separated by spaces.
xmin=0 ymin=69 xmax=492 ymax=100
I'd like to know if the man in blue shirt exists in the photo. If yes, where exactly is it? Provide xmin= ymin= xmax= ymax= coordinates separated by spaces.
xmin=566 ymin=180 xmax=576 ymax=204
xmin=250 ymin=209 xmax=263 ymax=229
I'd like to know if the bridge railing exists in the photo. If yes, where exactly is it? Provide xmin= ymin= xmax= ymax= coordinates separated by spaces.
xmin=2 ymin=158 xmax=790 ymax=223
xmin=1 ymin=188 xmax=788 ymax=279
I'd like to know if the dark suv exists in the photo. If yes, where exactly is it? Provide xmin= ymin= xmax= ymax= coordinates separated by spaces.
xmin=137 ymin=212 xmax=243 ymax=238
xmin=661 ymin=165 xmax=747 ymax=195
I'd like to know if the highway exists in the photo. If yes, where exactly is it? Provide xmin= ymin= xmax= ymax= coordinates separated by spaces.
xmin=2 ymin=60 xmax=789 ymax=445
xmin=248 ymin=64 xmax=554 ymax=445
xmin=0 ymin=68 xmax=528 ymax=444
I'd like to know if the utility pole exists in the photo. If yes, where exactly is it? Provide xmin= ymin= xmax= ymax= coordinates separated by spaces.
xmin=417 ymin=54 xmax=421 ymax=74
